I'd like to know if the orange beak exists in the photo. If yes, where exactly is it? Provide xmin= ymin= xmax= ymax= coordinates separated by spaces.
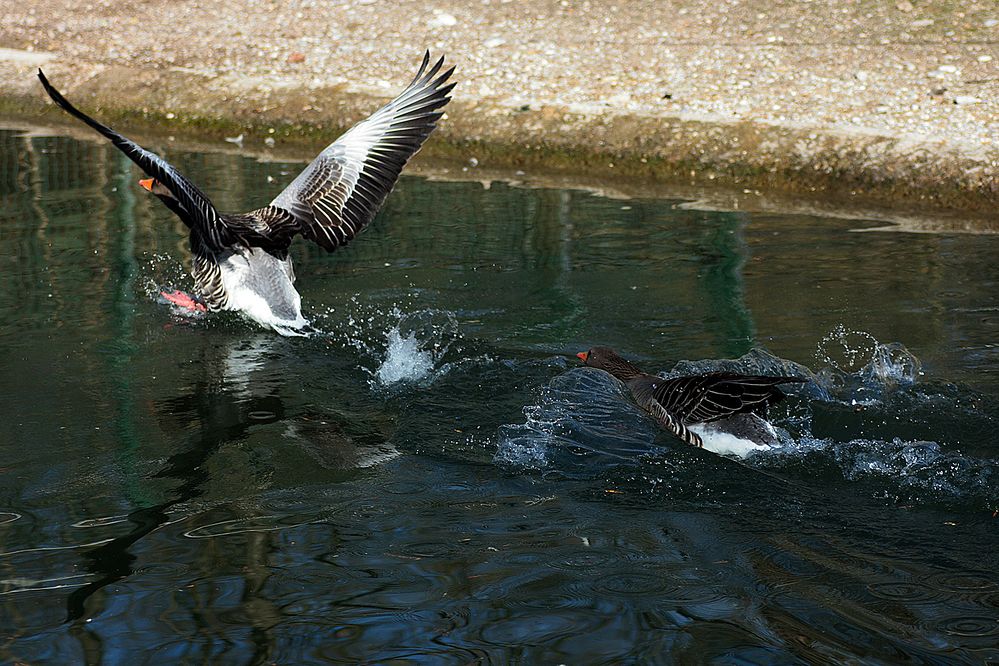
xmin=576 ymin=351 xmax=588 ymax=362
xmin=138 ymin=178 xmax=154 ymax=192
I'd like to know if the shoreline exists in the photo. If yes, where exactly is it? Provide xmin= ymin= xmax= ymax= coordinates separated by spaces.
xmin=1 ymin=48 xmax=995 ymax=223
xmin=2 ymin=106 xmax=994 ymax=235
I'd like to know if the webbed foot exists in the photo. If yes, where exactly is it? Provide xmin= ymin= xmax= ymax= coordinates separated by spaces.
xmin=161 ymin=290 xmax=207 ymax=312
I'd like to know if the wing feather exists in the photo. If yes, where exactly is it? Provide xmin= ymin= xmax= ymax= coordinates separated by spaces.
xmin=192 ymin=252 xmax=228 ymax=311
xmin=646 ymin=398 xmax=703 ymax=447
xmin=652 ymin=373 xmax=804 ymax=425
xmin=37 ymin=69 xmax=230 ymax=250
xmin=269 ymin=51 xmax=455 ymax=251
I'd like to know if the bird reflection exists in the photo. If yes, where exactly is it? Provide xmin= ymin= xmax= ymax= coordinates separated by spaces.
xmin=66 ymin=334 xmax=396 ymax=624
xmin=65 ymin=335 xmax=283 ymax=621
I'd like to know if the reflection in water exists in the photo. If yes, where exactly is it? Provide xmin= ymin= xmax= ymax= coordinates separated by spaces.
xmin=702 ymin=213 xmax=755 ymax=357
xmin=1 ymin=127 xmax=998 ymax=662
xmin=66 ymin=336 xmax=286 ymax=622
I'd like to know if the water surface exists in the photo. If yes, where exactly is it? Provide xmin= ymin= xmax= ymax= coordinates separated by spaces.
xmin=1 ymin=127 xmax=998 ymax=663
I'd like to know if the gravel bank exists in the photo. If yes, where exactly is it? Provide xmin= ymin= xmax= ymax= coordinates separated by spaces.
xmin=0 ymin=0 xmax=996 ymax=217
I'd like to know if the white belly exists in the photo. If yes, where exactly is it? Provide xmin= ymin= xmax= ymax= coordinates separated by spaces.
xmin=689 ymin=414 xmax=778 ymax=458
xmin=218 ymin=248 xmax=309 ymax=335
xmin=690 ymin=424 xmax=772 ymax=458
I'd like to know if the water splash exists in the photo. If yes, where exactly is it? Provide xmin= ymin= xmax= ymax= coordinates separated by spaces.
xmin=323 ymin=299 xmax=468 ymax=388
xmin=495 ymin=369 xmax=657 ymax=472
xmin=812 ymin=325 xmax=922 ymax=400
xmin=494 ymin=389 xmax=561 ymax=470
xmin=376 ymin=327 xmax=436 ymax=385
xmin=865 ymin=341 xmax=922 ymax=386
xmin=762 ymin=435 xmax=998 ymax=512
xmin=816 ymin=324 xmax=879 ymax=374
xmin=742 ymin=329 xmax=995 ymax=511
xmin=141 ymin=253 xmax=192 ymax=301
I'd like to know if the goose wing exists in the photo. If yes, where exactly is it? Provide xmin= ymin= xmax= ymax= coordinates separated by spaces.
xmin=267 ymin=51 xmax=455 ymax=251
xmin=653 ymin=373 xmax=804 ymax=425
xmin=37 ymin=69 xmax=231 ymax=250
xmin=645 ymin=398 xmax=704 ymax=447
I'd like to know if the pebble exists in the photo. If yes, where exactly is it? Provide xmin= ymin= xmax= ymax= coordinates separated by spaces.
xmin=428 ymin=11 xmax=457 ymax=28
xmin=952 ymin=96 xmax=980 ymax=105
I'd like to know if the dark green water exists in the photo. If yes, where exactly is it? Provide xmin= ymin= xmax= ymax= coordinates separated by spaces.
xmin=1 ymin=126 xmax=998 ymax=663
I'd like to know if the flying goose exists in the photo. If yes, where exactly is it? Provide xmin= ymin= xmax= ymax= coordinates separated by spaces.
xmin=577 ymin=346 xmax=805 ymax=455
xmin=38 ymin=52 xmax=455 ymax=335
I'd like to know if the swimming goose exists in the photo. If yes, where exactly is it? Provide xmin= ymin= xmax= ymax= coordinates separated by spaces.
xmin=577 ymin=346 xmax=805 ymax=455
xmin=38 ymin=52 xmax=455 ymax=335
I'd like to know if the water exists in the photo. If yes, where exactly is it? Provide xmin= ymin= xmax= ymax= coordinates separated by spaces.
xmin=1 ymin=126 xmax=998 ymax=662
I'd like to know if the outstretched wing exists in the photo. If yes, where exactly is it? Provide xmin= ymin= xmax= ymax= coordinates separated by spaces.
xmin=653 ymin=373 xmax=805 ymax=425
xmin=268 ymin=51 xmax=455 ymax=251
xmin=37 ymin=69 xmax=230 ymax=250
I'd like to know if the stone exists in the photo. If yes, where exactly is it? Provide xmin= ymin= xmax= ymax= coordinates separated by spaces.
xmin=429 ymin=11 xmax=457 ymax=27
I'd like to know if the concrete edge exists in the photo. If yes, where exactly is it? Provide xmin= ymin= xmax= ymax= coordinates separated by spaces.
xmin=1 ymin=56 xmax=996 ymax=222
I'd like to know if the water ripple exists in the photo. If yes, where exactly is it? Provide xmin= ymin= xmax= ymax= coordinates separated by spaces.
xmin=478 ymin=610 xmax=601 ymax=647
xmin=933 ymin=615 xmax=999 ymax=638
xmin=592 ymin=571 xmax=678 ymax=597
xmin=549 ymin=549 xmax=617 ymax=571
xmin=183 ymin=514 xmax=318 ymax=539
xmin=925 ymin=571 xmax=999 ymax=594
xmin=0 ymin=511 xmax=21 ymax=526
xmin=866 ymin=581 xmax=941 ymax=604
xmin=392 ymin=541 xmax=460 ymax=559
xmin=71 ymin=515 xmax=129 ymax=528
xmin=0 ymin=573 xmax=93 ymax=596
